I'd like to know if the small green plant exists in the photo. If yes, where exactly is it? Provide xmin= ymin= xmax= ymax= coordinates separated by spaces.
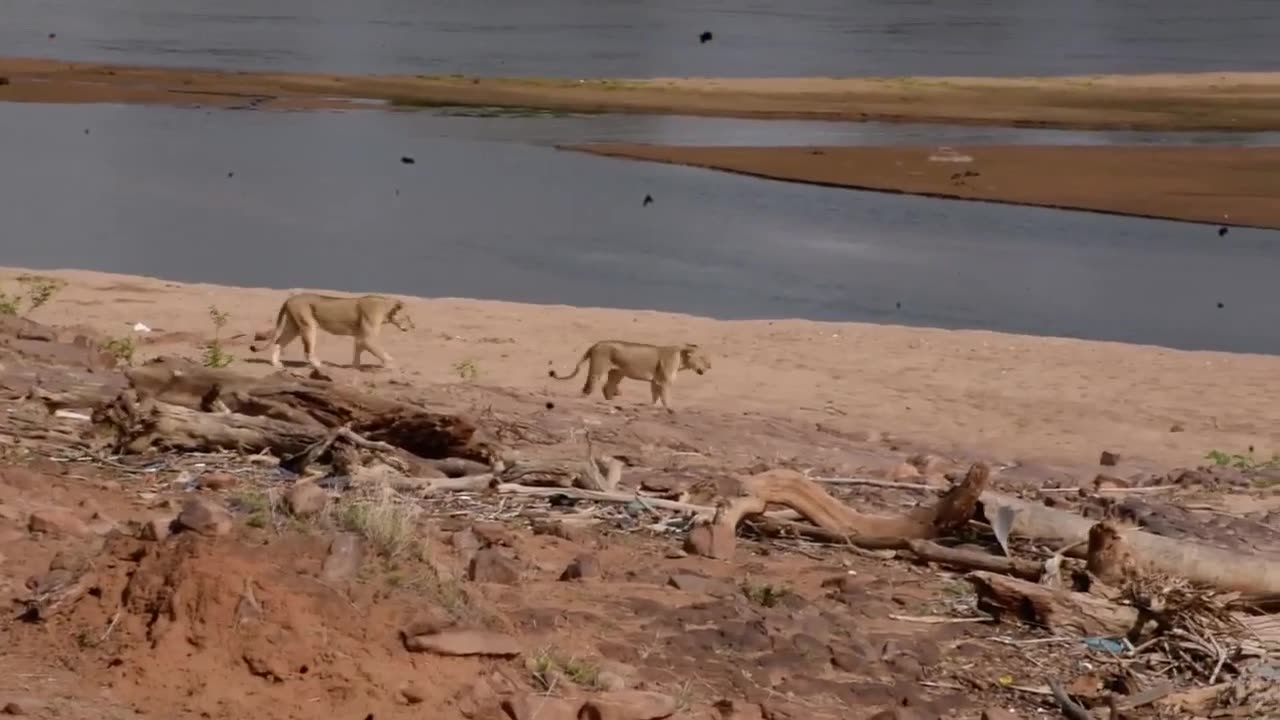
xmin=528 ymin=649 xmax=602 ymax=691
xmin=0 ymin=274 xmax=66 ymax=316
xmin=1205 ymin=448 xmax=1280 ymax=472
xmin=104 ymin=336 xmax=137 ymax=365
xmin=202 ymin=305 xmax=234 ymax=368
xmin=230 ymin=488 xmax=275 ymax=528
xmin=742 ymin=582 xmax=789 ymax=608
xmin=452 ymin=358 xmax=480 ymax=381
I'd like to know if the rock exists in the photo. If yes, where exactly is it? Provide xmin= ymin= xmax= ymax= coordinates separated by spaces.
xmin=889 ymin=462 xmax=921 ymax=481
xmin=398 ymin=683 xmax=427 ymax=705
xmin=197 ymin=472 xmax=238 ymax=491
xmin=712 ymin=699 xmax=767 ymax=720
xmin=141 ymin=517 xmax=174 ymax=542
xmin=559 ymin=554 xmax=600 ymax=581
xmin=906 ymin=453 xmax=948 ymax=475
xmin=401 ymin=610 xmax=453 ymax=639
xmin=284 ymin=482 xmax=328 ymax=517
xmin=578 ymin=690 xmax=678 ymax=720
xmin=1 ymin=700 xmax=34 ymax=715
xmin=666 ymin=573 xmax=733 ymax=597
xmin=638 ymin=476 xmax=680 ymax=494
xmin=468 ymin=548 xmax=520 ymax=584
xmin=450 ymin=527 xmax=482 ymax=555
xmin=1169 ymin=423 xmax=1185 ymax=433
xmin=595 ymin=660 xmax=637 ymax=691
xmin=176 ymin=498 xmax=233 ymax=536
xmin=403 ymin=630 xmax=521 ymax=657
xmin=0 ymin=468 xmax=48 ymax=491
xmin=980 ymin=710 xmax=1020 ymax=720
xmin=531 ymin=518 xmax=591 ymax=543
xmin=1099 ymin=450 xmax=1120 ymax=466
xmin=86 ymin=512 xmax=119 ymax=535
xmin=27 ymin=508 xmax=90 ymax=537
xmin=321 ymin=533 xmax=363 ymax=582
xmin=1093 ymin=474 xmax=1129 ymax=490
xmin=499 ymin=693 xmax=580 ymax=720
xmin=470 ymin=522 xmax=515 ymax=547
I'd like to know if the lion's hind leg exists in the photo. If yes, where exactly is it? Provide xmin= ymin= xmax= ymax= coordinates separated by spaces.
xmin=602 ymin=369 xmax=625 ymax=400
xmin=269 ymin=323 xmax=299 ymax=369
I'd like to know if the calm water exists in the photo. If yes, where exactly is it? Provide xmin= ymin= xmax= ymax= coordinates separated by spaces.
xmin=4 ymin=0 xmax=1279 ymax=78
xmin=1 ymin=103 xmax=1277 ymax=354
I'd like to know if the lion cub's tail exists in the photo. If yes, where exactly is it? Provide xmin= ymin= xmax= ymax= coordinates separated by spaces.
xmin=248 ymin=305 xmax=289 ymax=352
xmin=548 ymin=349 xmax=590 ymax=381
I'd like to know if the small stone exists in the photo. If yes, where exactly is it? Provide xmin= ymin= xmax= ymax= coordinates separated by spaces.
xmin=398 ymin=683 xmax=427 ymax=704
xmin=1169 ymin=423 xmax=1185 ymax=433
xmin=663 ymin=548 xmax=687 ymax=559
xmin=531 ymin=518 xmax=591 ymax=543
xmin=666 ymin=573 xmax=732 ymax=596
xmin=1099 ymin=451 xmax=1120 ymax=466
xmin=197 ymin=472 xmax=238 ymax=491
xmin=403 ymin=630 xmax=521 ymax=657
xmin=468 ymin=548 xmax=520 ymax=584
xmin=1093 ymin=474 xmax=1129 ymax=490
xmin=890 ymin=462 xmax=921 ymax=481
xmin=2 ymin=700 xmax=32 ymax=715
xmin=140 ymin=517 xmax=173 ymax=542
xmin=284 ymin=482 xmax=328 ymax=517
xmin=27 ymin=508 xmax=90 ymax=537
xmin=578 ymin=690 xmax=677 ymax=720
xmin=321 ymin=533 xmax=363 ymax=582
xmin=470 ymin=522 xmax=514 ymax=547
xmin=176 ymin=498 xmax=233 ymax=536
xmin=980 ymin=710 xmax=1020 ymax=720
xmin=500 ymin=693 xmax=581 ymax=720
xmin=559 ymin=554 xmax=600 ymax=581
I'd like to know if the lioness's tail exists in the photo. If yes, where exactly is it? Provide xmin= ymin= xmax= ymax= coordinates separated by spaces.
xmin=548 ymin=349 xmax=590 ymax=381
xmin=248 ymin=305 xmax=289 ymax=352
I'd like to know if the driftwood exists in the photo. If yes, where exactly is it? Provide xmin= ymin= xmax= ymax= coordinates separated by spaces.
xmin=966 ymin=570 xmax=1143 ymax=637
xmin=684 ymin=463 xmax=991 ymax=560
xmin=496 ymin=440 xmax=624 ymax=492
xmin=980 ymin=492 xmax=1280 ymax=596
xmin=121 ymin=359 xmax=494 ymax=462
xmin=93 ymin=359 xmax=494 ymax=464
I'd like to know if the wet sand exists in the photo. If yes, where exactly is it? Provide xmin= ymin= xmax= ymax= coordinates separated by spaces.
xmin=2 ymin=56 xmax=1280 ymax=131
xmin=4 ymin=266 xmax=1278 ymax=470
xmin=563 ymin=144 xmax=1280 ymax=229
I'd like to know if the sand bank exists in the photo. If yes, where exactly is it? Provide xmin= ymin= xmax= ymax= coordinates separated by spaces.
xmin=2 ymin=267 xmax=1277 ymax=470
xmin=564 ymin=144 xmax=1280 ymax=229
xmin=2 ymin=57 xmax=1280 ymax=130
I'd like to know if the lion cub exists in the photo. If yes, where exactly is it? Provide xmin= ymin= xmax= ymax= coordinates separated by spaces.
xmin=549 ymin=339 xmax=710 ymax=412
xmin=249 ymin=292 xmax=414 ymax=371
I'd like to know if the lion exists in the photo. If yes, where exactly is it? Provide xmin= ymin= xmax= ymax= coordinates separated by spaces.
xmin=548 ymin=340 xmax=710 ymax=412
xmin=249 ymin=293 xmax=414 ymax=371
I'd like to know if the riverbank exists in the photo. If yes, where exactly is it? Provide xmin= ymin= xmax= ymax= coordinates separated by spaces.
xmin=563 ymin=144 xmax=1280 ymax=229
xmin=2 ymin=57 xmax=1280 ymax=131
xmin=3 ymin=266 xmax=1277 ymax=470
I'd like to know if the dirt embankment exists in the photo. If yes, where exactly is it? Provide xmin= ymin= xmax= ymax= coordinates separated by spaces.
xmin=564 ymin=144 xmax=1280 ymax=229
xmin=2 ymin=56 xmax=1280 ymax=131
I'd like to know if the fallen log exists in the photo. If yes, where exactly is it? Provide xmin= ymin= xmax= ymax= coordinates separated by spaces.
xmin=966 ymin=571 xmax=1143 ymax=637
xmin=684 ymin=463 xmax=990 ymax=560
xmin=113 ymin=358 xmax=495 ymax=462
xmin=980 ymin=492 xmax=1280 ymax=596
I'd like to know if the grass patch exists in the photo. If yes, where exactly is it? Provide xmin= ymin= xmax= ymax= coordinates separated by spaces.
xmin=741 ymin=581 xmax=790 ymax=608
xmin=528 ymin=648 xmax=603 ymax=691
xmin=336 ymin=487 xmax=423 ymax=560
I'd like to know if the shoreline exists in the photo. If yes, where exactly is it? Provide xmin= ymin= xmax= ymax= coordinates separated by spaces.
xmin=2 ymin=56 xmax=1280 ymax=131
xmin=563 ymin=144 xmax=1280 ymax=230
xmin=3 ymin=265 xmax=1278 ymax=470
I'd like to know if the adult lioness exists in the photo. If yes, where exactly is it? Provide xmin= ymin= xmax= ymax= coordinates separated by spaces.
xmin=249 ymin=293 xmax=414 ymax=371
xmin=549 ymin=340 xmax=710 ymax=413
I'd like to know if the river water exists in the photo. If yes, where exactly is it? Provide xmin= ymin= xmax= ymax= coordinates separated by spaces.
xmin=1 ymin=103 xmax=1277 ymax=354
xmin=4 ymin=0 xmax=1279 ymax=78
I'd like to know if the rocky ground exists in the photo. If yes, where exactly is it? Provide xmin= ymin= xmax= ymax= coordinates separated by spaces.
xmin=1 ymin=313 xmax=1279 ymax=720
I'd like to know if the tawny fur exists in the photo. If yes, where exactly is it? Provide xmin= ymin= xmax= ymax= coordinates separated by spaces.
xmin=249 ymin=293 xmax=414 ymax=372
xmin=549 ymin=339 xmax=710 ymax=413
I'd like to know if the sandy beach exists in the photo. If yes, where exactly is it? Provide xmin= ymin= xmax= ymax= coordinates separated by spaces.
xmin=565 ymin=144 xmax=1280 ymax=229
xmin=5 ymin=266 xmax=1277 ymax=471
xmin=2 ymin=57 xmax=1280 ymax=131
